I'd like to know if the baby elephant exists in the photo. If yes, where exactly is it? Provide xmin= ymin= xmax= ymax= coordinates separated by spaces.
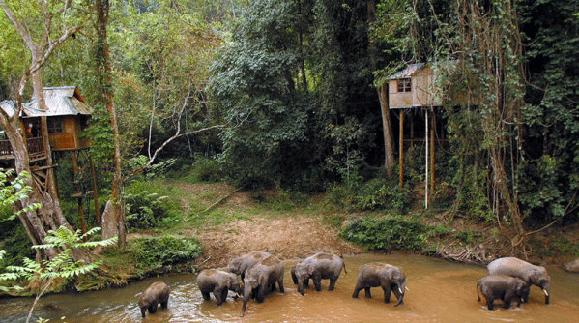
xmin=138 ymin=281 xmax=170 ymax=318
xmin=242 ymin=255 xmax=285 ymax=316
xmin=293 ymin=252 xmax=346 ymax=295
xmin=352 ymin=263 xmax=407 ymax=306
xmin=477 ymin=275 xmax=530 ymax=310
xmin=227 ymin=251 xmax=272 ymax=280
xmin=197 ymin=269 xmax=243 ymax=305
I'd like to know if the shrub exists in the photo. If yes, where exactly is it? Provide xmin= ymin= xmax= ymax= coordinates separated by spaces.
xmin=186 ymin=157 xmax=222 ymax=183
xmin=340 ymin=216 xmax=427 ymax=251
xmin=125 ymin=191 xmax=169 ymax=229
xmin=328 ymin=178 xmax=411 ymax=213
xmin=130 ymin=235 xmax=201 ymax=270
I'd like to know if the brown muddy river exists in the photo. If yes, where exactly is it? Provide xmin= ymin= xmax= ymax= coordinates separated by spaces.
xmin=1 ymin=253 xmax=578 ymax=322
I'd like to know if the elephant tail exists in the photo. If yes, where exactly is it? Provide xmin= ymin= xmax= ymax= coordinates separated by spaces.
xmin=342 ymin=261 xmax=348 ymax=275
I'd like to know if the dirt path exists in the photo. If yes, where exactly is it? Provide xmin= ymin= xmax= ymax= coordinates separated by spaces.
xmin=188 ymin=216 xmax=361 ymax=269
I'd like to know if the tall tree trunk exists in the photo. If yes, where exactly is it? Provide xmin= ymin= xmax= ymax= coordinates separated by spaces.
xmin=367 ymin=0 xmax=394 ymax=176
xmin=377 ymin=85 xmax=395 ymax=176
xmin=96 ymin=0 xmax=126 ymax=247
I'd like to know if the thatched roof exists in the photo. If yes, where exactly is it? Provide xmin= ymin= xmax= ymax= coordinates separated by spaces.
xmin=0 ymin=86 xmax=92 ymax=118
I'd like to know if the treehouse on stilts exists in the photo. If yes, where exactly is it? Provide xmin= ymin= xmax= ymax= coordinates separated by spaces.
xmin=0 ymin=86 xmax=100 ymax=232
xmin=388 ymin=63 xmax=442 ymax=209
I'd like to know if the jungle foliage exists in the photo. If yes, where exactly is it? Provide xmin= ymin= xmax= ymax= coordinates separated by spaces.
xmin=0 ymin=0 xmax=576 ymax=259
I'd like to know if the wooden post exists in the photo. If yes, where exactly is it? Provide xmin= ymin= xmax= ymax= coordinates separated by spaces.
xmin=410 ymin=112 xmax=415 ymax=147
xmin=77 ymin=194 xmax=87 ymax=235
xmin=399 ymin=110 xmax=404 ymax=188
xmin=424 ymin=109 xmax=429 ymax=209
xmin=430 ymin=109 xmax=436 ymax=198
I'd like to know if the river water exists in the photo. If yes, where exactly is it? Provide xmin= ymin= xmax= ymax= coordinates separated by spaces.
xmin=1 ymin=253 xmax=578 ymax=322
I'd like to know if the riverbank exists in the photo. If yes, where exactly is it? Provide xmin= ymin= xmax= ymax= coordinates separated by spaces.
xmin=2 ymin=180 xmax=577 ymax=296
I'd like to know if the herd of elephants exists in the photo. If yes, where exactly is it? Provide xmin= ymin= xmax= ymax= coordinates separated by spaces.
xmin=137 ymin=251 xmax=552 ymax=318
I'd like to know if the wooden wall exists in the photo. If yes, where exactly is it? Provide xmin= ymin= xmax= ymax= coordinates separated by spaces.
xmin=388 ymin=66 xmax=442 ymax=109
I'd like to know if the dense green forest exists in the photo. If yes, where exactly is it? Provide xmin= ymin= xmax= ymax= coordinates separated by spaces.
xmin=0 ymin=0 xmax=577 ymax=314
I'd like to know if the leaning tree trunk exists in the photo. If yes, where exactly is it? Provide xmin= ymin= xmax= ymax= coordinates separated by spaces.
xmin=367 ymin=0 xmax=395 ymax=177
xmin=96 ymin=0 xmax=126 ymax=247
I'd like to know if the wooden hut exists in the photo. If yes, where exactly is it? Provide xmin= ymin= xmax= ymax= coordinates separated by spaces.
xmin=0 ymin=86 xmax=92 ymax=160
xmin=387 ymin=64 xmax=441 ymax=208
xmin=0 ymin=86 xmax=99 ymax=229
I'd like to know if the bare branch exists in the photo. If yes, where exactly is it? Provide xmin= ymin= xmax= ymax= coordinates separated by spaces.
xmin=31 ymin=26 xmax=81 ymax=74
xmin=0 ymin=0 xmax=35 ymax=49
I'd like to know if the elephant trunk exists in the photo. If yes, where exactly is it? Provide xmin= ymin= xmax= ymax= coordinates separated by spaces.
xmin=241 ymin=285 xmax=251 ymax=316
xmin=394 ymin=285 xmax=405 ymax=307
xmin=543 ymin=288 xmax=550 ymax=305
xmin=298 ymin=279 xmax=305 ymax=296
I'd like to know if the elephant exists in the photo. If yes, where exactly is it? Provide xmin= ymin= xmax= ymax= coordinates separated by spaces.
xmin=241 ymin=255 xmax=284 ymax=316
xmin=487 ymin=257 xmax=551 ymax=304
xmin=290 ymin=262 xmax=309 ymax=289
xmin=564 ymin=258 xmax=579 ymax=273
xmin=138 ymin=281 xmax=170 ymax=318
xmin=477 ymin=275 xmax=531 ymax=310
xmin=227 ymin=251 xmax=272 ymax=280
xmin=352 ymin=263 xmax=407 ymax=306
xmin=196 ymin=268 xmax=243 ymax=305
xmin=293 ymin=252 xmax=346 ymax=295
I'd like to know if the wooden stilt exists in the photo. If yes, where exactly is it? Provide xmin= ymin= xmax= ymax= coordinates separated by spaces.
xmin=399 ymin=110 xmax=405 ymax=188
xmin=425 ymin=109 xmax=429 ymax=209
xmin=410 ymin=112 xmax=415 ymax=147
xmin=430 ymin=109 xmax=436 ymax=199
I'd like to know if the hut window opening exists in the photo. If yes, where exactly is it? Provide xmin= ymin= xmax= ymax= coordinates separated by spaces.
xmin=47 ymin=118 xmax=64 ymax=134
xmin=397 ymin=78 xmax=412 ymax=92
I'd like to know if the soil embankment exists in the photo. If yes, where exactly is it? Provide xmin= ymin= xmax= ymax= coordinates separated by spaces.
xmin=190 ymin=217 xmax=361 ymax=269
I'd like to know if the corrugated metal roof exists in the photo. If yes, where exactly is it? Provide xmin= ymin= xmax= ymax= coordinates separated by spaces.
xmin=0 ymin=100 xmax=16 ymax=118
xmin=0 ymin=86 xmax=92 ymax=118
xmin=388 ymin=63 xmax=425 ymax=80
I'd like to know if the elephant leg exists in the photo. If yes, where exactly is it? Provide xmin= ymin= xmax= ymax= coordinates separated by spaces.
xmin=148 ymin=301 xmax=159 ymax=313
xmin=221 ymin=288 xmax=229 ymax=304
xmin=160 ymin=298 xmax=168 ymax=309
xmin=277 ymin=277 xmax=285 ymax=293
xmin=214 ymin=288 xmax=225 ymax=306
xmin=504 ymin=292 xmax=513 ymax=309
xmin=201 ymin=290 xmax=211 ymax=301
xmin=256 ymin=284 xmax=267 ymax=303
xmin=329 ymin=274 xmax=336 ymax=291
xmin=314 ymin=279 xmax=322 ymax=292
xmin=352 ymin=283 xmax=363 ymax=298
xmin=383 ymin=285 xmax=392 ymax=304
xmin=486 ymin=297 xmax=494 ymax=311
xmin=364 ymin=287 xmax=372 ymax=298
xmin=304 ymin=278 xmax=309 ymax=289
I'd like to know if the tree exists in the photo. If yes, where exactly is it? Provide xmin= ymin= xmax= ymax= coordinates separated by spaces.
xmin=95 ymin=0 xmax=125 ymax=247
xmin=0 ymin=0 xmax=79 ymax=253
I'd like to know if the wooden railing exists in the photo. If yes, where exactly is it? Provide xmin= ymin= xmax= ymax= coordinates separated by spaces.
xmin=0 ymin=137 xmax=44 ymax=158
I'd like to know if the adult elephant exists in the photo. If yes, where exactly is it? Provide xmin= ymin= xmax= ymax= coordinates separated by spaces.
xmin=242 ymin=255 xmax=284 ymax=316
xmin=487 ymin=257 xmax=551 ymax=304
xmin=292 ymin=252 xmax=346 ymax=295
xmin=352 ymin=263 xmax=407 ymax=306
xmin=227 ymin=251 xmax=272 ymax=280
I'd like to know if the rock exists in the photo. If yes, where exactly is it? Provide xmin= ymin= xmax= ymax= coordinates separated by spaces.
xmin=101 ymin=200 xmax=118 ymax=240
xmin=563 ymin=258 xmax=579 ymax=273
